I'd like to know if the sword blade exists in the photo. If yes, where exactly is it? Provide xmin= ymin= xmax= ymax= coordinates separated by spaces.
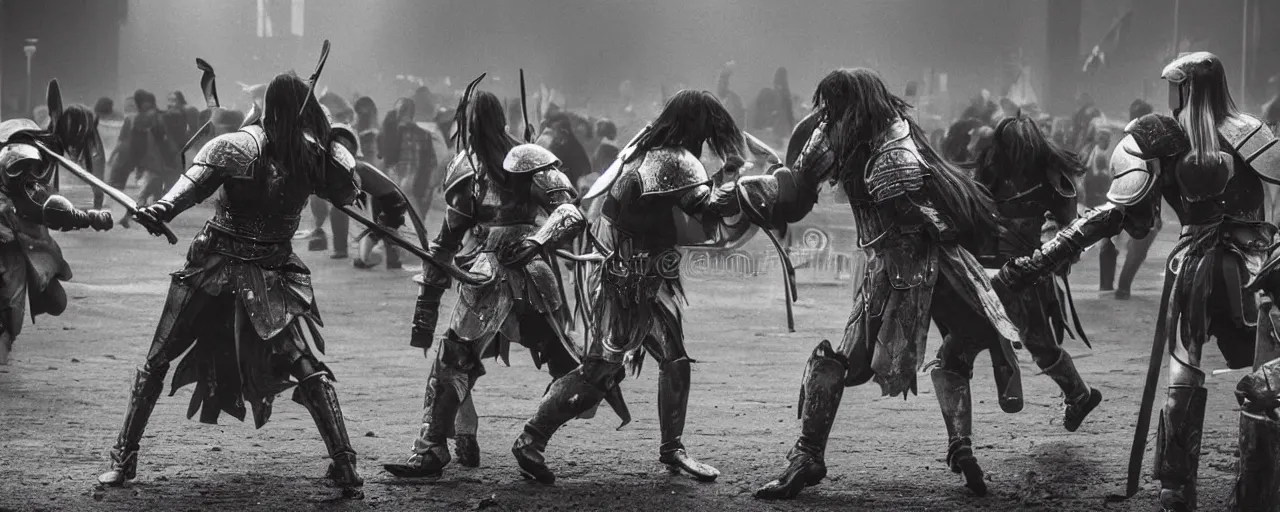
xmin=35 ymin=142 xmax=180 ymax=244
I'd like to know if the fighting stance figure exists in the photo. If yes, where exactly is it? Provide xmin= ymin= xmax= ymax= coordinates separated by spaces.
xmin=1001 ymin=52 xmax=1278 ymax=511
xmin=1235 ymin=254 xmax=1280 ymax=510
xmin=510 ymin=90 xmax=753 ymax=484
xmin=327 ymin=123 xmax=408 ymax=265
xmin=97 ymin=72 xmax=379 ymax=492
xmin=0 ymin=82 xmax=113 ymax=364
xmin=971 ymin=116 xmax=1101 ymax=430
xmin=740 ymin=69 xmax=1023 ymax=499
xmin=383 ymin=91 xmax=585 ymax=479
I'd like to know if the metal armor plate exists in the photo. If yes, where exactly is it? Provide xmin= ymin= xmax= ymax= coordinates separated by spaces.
xmin=635 ymin=147 xmax=710 ymax=197
xmin=0 ymin=143 xmax=42 ymax=178
xmin=531 ymin=168 xmax=576 ymax=199
xmin=1221 ymin=114 xmax=1280 ymax=184
xmin=193 ymin=127 xmax=263 ymax=179
xmin=328 ymin=140 xmax=357 ymax=170
xmin=865 ymin=148 xmax=925 ymax=204
xmin=1173 ymin=151 xmax=1234 ymax=202
xmin=1106 ymin=135 xmax=1159 ymax=206
xmin=0 ymin=119 xmax=40 ymax=144
xmin=504 ymin=143 xmax=560 ymax=174
xmin=443 ymin=151 xmax=478 ymax=195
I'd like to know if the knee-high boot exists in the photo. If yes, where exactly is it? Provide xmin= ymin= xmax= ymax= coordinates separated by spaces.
xmin=511 ymin=357 xmax=617 ymax=484
xmin=755 ymin=340 xmax=845 ymax=500
xmin=932 ymin=367 xmax=987 ymax=496
xmin=98 ymin=365 xmax=168 ymax=486
xmin=453 ymin=387 xmax=480 ymax=468
xmin=658 ymin=357 xmax=718 ymax=481
xmin=1099 ymin=239 xmax=1118 ymax=291
xmin=1154 ymin=385 xmax=1208 ymax=511
xmin=384 ymin=361 xmax=471 ymax=478
xmin=293 ymin=374 xmax=363 ymax=489
xmin=1041 ymin=351 xmax=1103 ymax=432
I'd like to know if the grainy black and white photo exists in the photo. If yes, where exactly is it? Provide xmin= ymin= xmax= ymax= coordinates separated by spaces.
xmin=1 ymin=1 xmax=1280 ymax=510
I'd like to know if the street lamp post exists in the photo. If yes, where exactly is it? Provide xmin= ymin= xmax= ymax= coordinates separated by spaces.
xmin=23 ymin=38 xmax=37 ymax=115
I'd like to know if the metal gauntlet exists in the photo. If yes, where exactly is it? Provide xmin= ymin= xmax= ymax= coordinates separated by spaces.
xmin=411 ymin=281 xmax=448 ymax=349
xmin=42 ymin=195 xmax=113 ymax=231
xmin=526 ymin=203 xmax=585 ymax=248
xmin=1008 ymin=203 xmax=1126 ymax=287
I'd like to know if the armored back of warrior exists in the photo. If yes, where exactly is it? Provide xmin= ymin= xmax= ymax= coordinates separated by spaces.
xmin=598 ymin=147 xmax=711 ymax=253
xmin=176 ymin=124 xmax=359 ymax=245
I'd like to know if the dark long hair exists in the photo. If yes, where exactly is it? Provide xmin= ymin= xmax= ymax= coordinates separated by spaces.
xmin=970 ymin=116 xmax=1082 ymax=191
xmin=262 ymin=72 xmax=331 ymax=175
xmin=814 ymin=68 xmax=998 ymax=248
xmin=29 ymin=104 xmax=102 ymax=176
xmin=628 ymin=89 xmax=743 ymax=164
xmin=354 ymin=96 xmax=377 ymax=131
xmin=468 ymin=91 xmax=520 ymax=181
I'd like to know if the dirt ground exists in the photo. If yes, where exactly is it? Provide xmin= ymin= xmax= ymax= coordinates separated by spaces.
xmin=0 ymin=187 xmax=1250 ymax=511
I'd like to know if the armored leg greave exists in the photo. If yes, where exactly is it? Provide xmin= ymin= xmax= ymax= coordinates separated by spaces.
xmin=511 ymin=358 xmax=617 ymax=484
xmin=931 ymin=367 xmax=986 ymax=497
xmin=98 ymin=365 xmax=167 ymax=486
xmin=294 ymin=374 xmax=362 ymax=489
xmin=1230 ymin=410 xmax=1280 ymax=511
xmin=755 ymin=341 xmax=845 ymax=500
xmin=454 ymin=394 xmax=480 ymax=468
xmin=1041 ymin=352 xmax=1103 ymax=432
xmin=657 ymin=357 xmax=718 ymax=481
xmin=383 ymin=361 xmax=472 ymax=478
xmin=1154 ymin=385 xmax=1208 ymax=511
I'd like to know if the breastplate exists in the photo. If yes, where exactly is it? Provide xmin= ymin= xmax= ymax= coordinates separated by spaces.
xmin=1173 ymin=153 xmax=1267 ymax=225
xmin=601 ymin=167 xmax=679 ymax=251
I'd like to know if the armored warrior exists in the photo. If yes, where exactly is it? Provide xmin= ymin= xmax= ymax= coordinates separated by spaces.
xmin=1000 ymin=52 xmax=1279 ymax=511
xmin=509 ymin=90 xmax=754 ymax=484
xmin=97 ymin=72 xmax=382 ymax=492
xmin=382 ymin=90 xmax=586 ymax=479
xmin=0 ymin=83 xmax=113 ymax=364
xmin=739 ymin=69 xmax=1023 ymax=499
xmin=970 ymin=116 xmax=1102 ymax=431
xmin=1234 ymin=255 xmax=1280 ymax=510
xmin=327 ymin=123 xmax=408 ymax=263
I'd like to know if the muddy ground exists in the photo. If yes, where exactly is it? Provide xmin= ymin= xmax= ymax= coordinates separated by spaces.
xmin=0 ymin=187 xmax=1248 ymax=511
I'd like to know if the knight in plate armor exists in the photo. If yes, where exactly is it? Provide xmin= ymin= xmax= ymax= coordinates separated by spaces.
xmin=740 ymin=69 xmax=1024 ymax=500
xmin=0 ymin=81 xmax=113 ymax=364
xmin=509 ymin=90 xmax=754 ymax=484
xmin=1000 ymin=52 xmax=1279 ymax=511
xmin=382 ymin=91 xmax=587 ymax=480
xmin=97 ymin=72 xmax=387 ymax=493
xmin=970 ymin=116 xmax=1102 ymax=431
xmin=1236 ymin=256 xmax=1280 ymax=510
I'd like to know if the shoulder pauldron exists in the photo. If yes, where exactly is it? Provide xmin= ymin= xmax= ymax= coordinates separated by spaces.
xmin=865 ymin=145 xmax=926 ymax=203
xmin=193 ymin=126 xmax=263 ymax=179
xmin=635 ymin=147 xmax=709 ymax=197
xmin=443 ymin=152 xmax=477 ymax=194
xmin=532 ymin=168 xmax=576 ymax=199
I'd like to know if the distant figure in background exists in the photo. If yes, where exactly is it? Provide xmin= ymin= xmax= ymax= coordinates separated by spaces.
xmin=353 ymin=97 xmax=380 ymax=166
xmin=536 ymin=112 xmax=592 ymax=187
xmin=771 ymin=67 xmax=797 ymax=145
xmin=162 ymin=91 xmax=200 ymax=186
xmin=380 ymin=97 xmax=436 ymax=235
xmin=960 ymin=90 xmax=999 ymax=124
xmin=94 ymin=98 xmax=124 ymax=210
xmin=110 ymin=90 xmax=171 ymax=227
xmin=716 ymin=62 xmax=746 ymax=129
xmin=413 ymin=86 xmax=436 ymax=123
xmin=1095 ymin=99 xmax=1158 ymax=300
xmin=302 ymin=92 xmax=356 ymax=255
xmin=319 ymin=91 xmax=354 ymax=125
xmin=32 ymin=106 xmax=50 ymax=129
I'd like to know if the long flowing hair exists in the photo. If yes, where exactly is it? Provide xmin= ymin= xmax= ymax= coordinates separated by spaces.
xmin=28 ymin=104 xmax=102 ymax=177
xmin=262 ymin=72 xmax=331 ymax=176
xmin=813 ymin=68 xmax=998 ymax=249
xmin=970 ymin=116 xmax=1082 ymax=192
xmin=627 ymin=89 xmax=743 ymax=164
xmin=1173 ymin=56 xmax=1239 ymax=166
xmin=467 ymin=91 xmax=521 ymax=184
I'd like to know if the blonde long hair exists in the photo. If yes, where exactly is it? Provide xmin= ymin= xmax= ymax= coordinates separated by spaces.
xmin=1171 ymin=54 xmax=1239 ymax=166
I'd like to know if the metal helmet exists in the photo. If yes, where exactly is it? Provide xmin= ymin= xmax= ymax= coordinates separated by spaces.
xmin=1161 ymin=51 xmax=1225 ymax=84
xmin=330 ymin=122 xmax=360 ymax=157
xmin=503 ymin=143 xmax=560 ymax=174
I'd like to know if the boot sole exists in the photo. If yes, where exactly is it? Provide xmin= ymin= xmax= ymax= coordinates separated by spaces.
xmin=382 ymin=465 xmax=443 ymax=480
